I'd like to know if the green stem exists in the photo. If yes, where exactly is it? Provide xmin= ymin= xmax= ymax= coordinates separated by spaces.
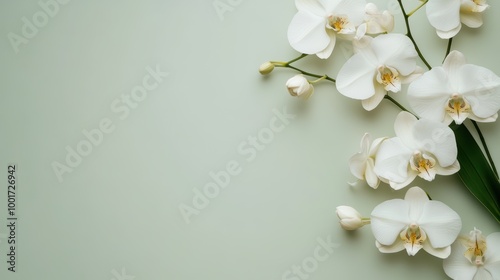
xmin=276 ymin=64 xmax=336 ymax=83
xmin=271 ymin=53 xmax=308 ymax=67
xmin=407 ymin=0 xmax=428 ymax=17
xmin=444 ymin=38 xmax=453 ymax=62
xmin=310 ymin=75 xmax=327 ymax=84
xmin=471 ymin=120 xmax=499 ymax=180
xmin=398 ymin=0 xmax=432 ymax=70
xmin=384 ymin=95 xmax=408 ymax=112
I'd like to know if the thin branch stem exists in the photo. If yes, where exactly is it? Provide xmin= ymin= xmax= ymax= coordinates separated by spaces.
xmin=398 ymin=0 xmax=432 ymax=70
xmin=444 ymin=38 xmax=453 ymax=62
xmin=276 ymin=64 xmax=336 ymax=83
xmin=471 ymin=120 xmax=499 ymax=179
xmin=407 ymin=0 xmax=428 ymax=17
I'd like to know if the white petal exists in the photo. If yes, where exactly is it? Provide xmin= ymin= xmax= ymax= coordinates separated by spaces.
xmin=371 ymin=199 xmax=410 ymax=245
xmin=404 ymin=186 xmax=429 ymax=222
xmin=374 ymin=138 xmax=412 ymax=184
xmin=394 ymin=111 xmax=418 ymax=150
xmin=349 ymin=153 xmax=367 ymax=180
xmin=368 ymin=137 xmax=386 ymax=157
xmin=411 ymin=118 xmax=458 ymax=167
xmin=371 ymin=34 xmax=417 ymax=76
xmin=460 ymin=2 xmax=485 ymax=28
xmin=469 ymin=113 xmax=498 ymax=123
xmin=443 ymin=241 xmax=479 ymax=280
xmin=458 ymin=64 xmax=500 ymax=118
xmin=485 ymin=233 xmax=500 ymax=264
xmin=418 ymin=201 xmax=462 ymax=248
xmin=426 ymin=0 xmax=461 ymax=33
xmin=316 ymin=29 xmax=337 ymax=59
xmin=361 ymin=84 xmax=386 ymax=111
xmin=288 ymin=11 xmax=330 ymax=55
xmin=443 ymin=50 xmax=467 ymax=86
xmin=365 ymin=159 xmax=379 ymax=189
xmin=400 ymin=66 xmax=424 ymax=84
xmin=336 ymin=51 xmax=377 ymax=100
xmin=334 ymin=0 xmax=367 ymax=26
xmin=436 ymin=160 xmax=460 ymax=175
xmin=389 ymin=173 xmax=417 ymax=190
xmin=422 ymin=242 xmax=451 ymax=259
xmin=436 ymin=24 xmax=462 ymax=39
xmin=376 ymin=239 xmax=405 ymax=253
xmin=407 ymin=67 xmax=453 ymax=123
xmin=474 ymin=267 xmax=494 ymax=280
xmin=295 ymin=0 xmax=327 ymax=16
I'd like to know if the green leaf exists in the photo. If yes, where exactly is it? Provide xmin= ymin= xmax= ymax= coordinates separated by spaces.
xmin=452 ymin=124 xmax=500 ymax=224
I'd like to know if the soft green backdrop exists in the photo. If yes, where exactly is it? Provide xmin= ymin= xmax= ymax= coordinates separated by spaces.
xmin=0 ymin=1 xmax=499 ymax=279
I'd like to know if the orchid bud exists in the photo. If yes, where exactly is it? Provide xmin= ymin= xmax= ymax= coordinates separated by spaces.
xmin=336 ymin=206 xmax=369 ymax=230
xmin=259 ymin=62 xmax=275 ymax=75
xmin=286 ymin=74 xmax=314 ymax=98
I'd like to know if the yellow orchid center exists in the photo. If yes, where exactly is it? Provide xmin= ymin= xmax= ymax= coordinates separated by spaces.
xmin=464 ymin=229 xmax=487 ymax=266
xmin=445 ymin=94 xmax=471 ymax=124
xmin=376 ymin=66 xmax=401 ymax=92
xmin=400 ymin=224 xmax=426 ymax=256
xmin=410 ymin=151 xmax=436 ymax=181
xmin=328 ymin=15 xmax=349 ymax=32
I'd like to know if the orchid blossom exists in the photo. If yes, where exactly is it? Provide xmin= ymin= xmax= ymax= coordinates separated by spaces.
xmin=408 ymin=50 xmax=500 ymax=125
xmin=287 ymin=0 xmax=366 ymax=59
xmin=374 ymin=112 xmax=460 ymax=190
xmin=371 ymin=187 xmax=462 ymax=258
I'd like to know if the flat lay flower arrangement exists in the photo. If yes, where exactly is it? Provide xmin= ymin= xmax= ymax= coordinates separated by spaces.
xmin=259 ymin=0 xmax=500 ymax=279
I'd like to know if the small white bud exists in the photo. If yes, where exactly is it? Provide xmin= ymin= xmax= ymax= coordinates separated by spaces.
xmin=336 ymin=206 xmax=369 ymax=230
xmin=259 ymin=62 xmax=275 ymax=75
xmin=286 ymin=74 xmax=314 ymax=98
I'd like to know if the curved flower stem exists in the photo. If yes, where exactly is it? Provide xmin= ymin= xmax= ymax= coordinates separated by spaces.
xmin=309 ymin=75 xmax=327 ymax=84
xmin=397 ymin=0 xmax=432 ymax=70
xmin=444 ymin=38 xmax=453 ymax=62
xmin=471 ymin=120 xmax=499 ymax=180
xmin=276 ymin=64 xmax=336 ymax=83
xmin=271 ymin=53 xmax=308 ymax=67
xmin=407 ymin=0 xmax=428 ymax=17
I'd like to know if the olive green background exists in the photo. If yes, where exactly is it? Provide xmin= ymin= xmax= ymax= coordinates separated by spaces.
xmin=1 ymin=1 xmax=499 ymax=279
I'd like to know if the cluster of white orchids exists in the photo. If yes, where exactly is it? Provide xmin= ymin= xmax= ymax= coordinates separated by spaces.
xmin=259 ymin=0 xmax=500 ymax=279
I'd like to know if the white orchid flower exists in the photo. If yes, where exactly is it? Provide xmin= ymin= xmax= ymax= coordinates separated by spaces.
xmin=443 ymin=228 xmax=500 ymax=279
xmin=349 ymin=133 xmax=387 ymax=189
xmin=374 ymin=111 xmax=460 ymax=190
xmin=371 ymin=186 xmax=462 ymax=258
xmin=408 ymin=50 xmax=500 ymax=125
xmin=356 ymin=3 xmax=394 ymax=39
xmin=426 ymin=0 xmax=489 ymax=39
xmin=287 ymin=0 xmax=366 ymax=59
xmin=336 ymin=34 xmax=421 ymax=111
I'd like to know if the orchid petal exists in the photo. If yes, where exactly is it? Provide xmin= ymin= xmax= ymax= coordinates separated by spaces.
xmin=334 ymin=0 xmax=366 ymax=26
xmin=288 ymin=11 xmax=330 ymax=55
xmin=316 ymin=29 xmax=337 ymax=59
xmin=374 ymin=138 xmax=412 ymax=184
xmin=336 ymin=51 xmax=377 ymax=100
xmin=422 ymin=242 xmax=451 ymax=259
xmin=484 ymin=233 xmax=500 ymax=264
xmin=443 ymin=241 xmax=479 ymax=279
xmin=443 ymin=50 xmax=467 ymax=86
xmin=411 ymin=118 xmax=457 ymax=167
xmin=407 ymin=67 xmax=453 ymax=123
xmin=475 ymin=268 xmax=494 ymax=280
xmin=394 ymin=111 xmax=418 ymax=150
xmin=404 ymin=187 xmax=429 ymax=222
xmin=389 ymin=173 xmax=417 ymax=190
xmin=418 ymin=201 xmax=462 ymax=248
xmin=426 ymin=0 xmax=461 ymax=34
xmin=361 ymin=84 xmax=386 ymax=111
xmin=436 ymin=160 xmax=460 ymax=175
xmin=295 ymin=0 xmax=327 ymax=17
xmin=365 ymin=159 xmax=379 ymax=189
xmin=371 ymin=34 xmax=417 ymax=76
xmin=436 ymin=25 xmax=462 ymax=39
xmin=371 ymin=199 xmax=410 ymax=245
xmin=458 ymin=64 xmax=500 ymax=119
xmin=376 ymin=240 xmax=405 ymax=253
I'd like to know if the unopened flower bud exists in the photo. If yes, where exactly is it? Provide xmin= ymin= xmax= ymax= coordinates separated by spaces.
xmin=286 ymin=74 xmax=314 ymax=98
xmin=336 ymin=206 xmax=370 ymax=230
xmin=259 ymin=62 xmax=275 ymax=75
